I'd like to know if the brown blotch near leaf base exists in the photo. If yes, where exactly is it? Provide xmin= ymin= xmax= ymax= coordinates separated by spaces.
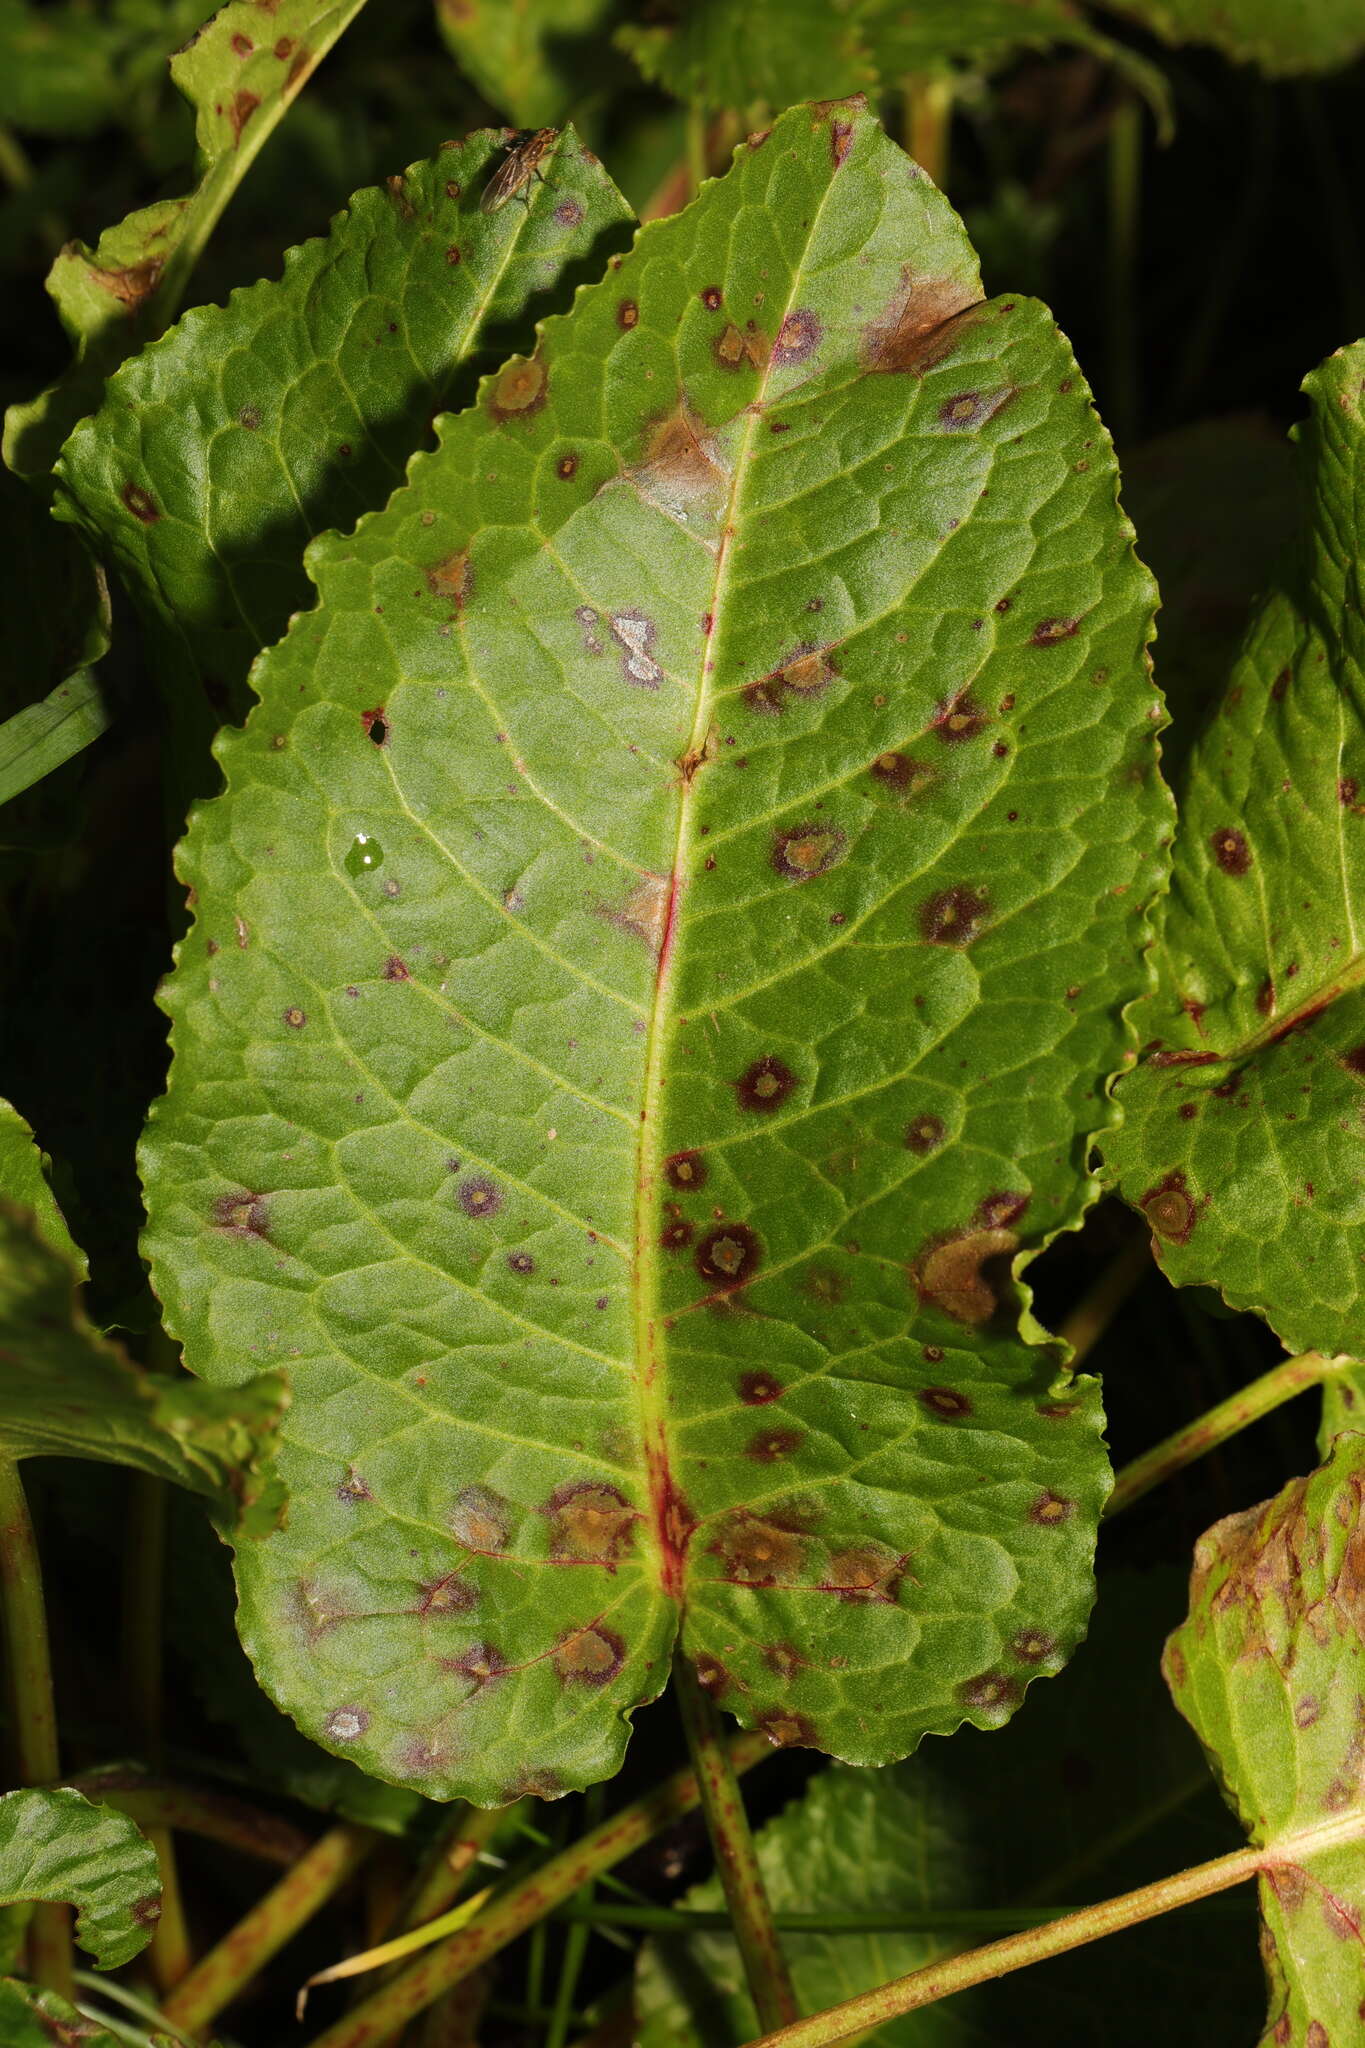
xmin=871 ymin=750 xmax=933 ymax=794
xmin=714 ymin=321 xmax=767 ymax=371
xmin=554 ymin=1623 xmax=625 ymax=1685
xmin=228 ymin=89 xmax=260 ymax=143
xmin=822 ymin=1542 xmax=906 ymax=1603
xmin=121 ymin=482 xmax=160 ymax=524
xmin=913 ymin=1225 xmax=1018 ymax=1325
xmin=736 ymin=1056 xmax=797 ymax=1112
xmin=445 ymin=1642 xmax=507 ymax=1687
xmin=212 ymin=1191 xmax=269 ymax=1238
xmin=1029 ymin=1490 xmax=1075 ymax=1526
xmin=617 ymin=299 xmax=639 ymax=329
xmin=1030 ymin=616 xmax=1080 ymax=648
xmin=419 ymin=1573 xmax=478 ymax=1615
xmin=772 ymin=309 xmax=822 ymax=365
xmin=920 ymin=884 xmax=989 ymax=946
xmin=451 ymin=1484 xmax=512 ymax=1553
xmin=957 ymin=1671 xmax=1022 ymax=1715
xmin=745 ymin=1426 xmax=803 ymax=1463
xmin=905 ymin=1113 xmax=947 ymax=1155
xmin=1140 ymin=1169 xmax=1198 ymax=1244
xmin=660 ymin=1218 xmax=694 ymax=1252
xmin=1211 ymin=826 xmax=1252 ymax=876
xmin=739 ymin=1370 xmax=784 ymax=1405
xmin=692 ymin=1651 xmax=731 ymax=1695
xmin=545 ymin=1481 xmax=639 ymax=1563
xmin=938 ymin=389 xmax=1016 ymax=430
xmin=425 ymin=548 xmax=473 ymax=608
xmin=457 ymin=1175 xmax=502 ymax=1219
xmin=1010 ymin=1628 xmax=1057 ymax=1664
xmin=695 ymin=1223 xmax=761 ymax=1291
xmin=710 ymin=1511 xmax=807 ymax=1585
xmin=932 ymin=688 xmax=989 ymax=742
xmin=863 ymin=267 xmax=982 ymax=376
xmin=488 ymin=356 xmax=548 ymax=422
xmin=759 ymin=1709 xmax=819 ymax=1748
xmin=918 ymin=1386 xmax=972 ymax=1420
xmin=772 ymin=823 xmax=846 ymax=881
xmin=664 ymin=1150 xmax=707 ymax=1191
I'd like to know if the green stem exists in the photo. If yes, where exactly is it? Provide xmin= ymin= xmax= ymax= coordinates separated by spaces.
xmin=553 ymin=1903 xmax=1080 ymax=1935
xmin=1105 ymin=96 xmax=1142 ymax=448
xmin=0 ymin=1456 xmax=71 ymax=1999
xmin=68 ymin=1770 xmax=312 ymax=1867
xmin=302 ymin=1732 xmax=771 ymax=2048
xmin=1105 ymin=1350 xmax=1345 ymax=1519
xmin=397 ymin=1803 xmax=505 ymax=1933
xmin=161 ymin=1822 xmax=376 ymax=2037
xmin=123 ymin=1467 xmax=191 ymax=1991
xmin=902 ymin=74 xmax=953 ymax=190
xmin=739 ymin=1808 xmax=1365 ymax=2048
xmin=1057 ymin=1229 xmax=1150 ymax=1364
xmin=547 ymin=1786 xmax=602 ymax=2048
xmin=674 ymin=1655 xmax=798 ymax=2031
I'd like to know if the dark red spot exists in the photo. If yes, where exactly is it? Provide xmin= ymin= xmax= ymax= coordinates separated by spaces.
xmin=695 ymin=1223 xmax=762 ymax=1290
xmin=739 ymin=1371 xmax=784 ymax=1405
xmin=121 ymin=482 xmax=160 ymax=523
xmin=1178 ymin=1102 xmax=1198 ymax=1120
xmin=553 ymin=1623 xmax=624 ymax=1684
xmin=230 ymin=31 xmax=253 ymax=53
xmin=1029 ymin=1490 xmax=1076 ymax=1525
xmin=361 ymin=707 xmax=388 ymax=744
xmin=457 ymin=1175 xmax=502 ymax=1219
xmin=419 ymin=1573 xmax=477 ymax=1615
xmin=1141 ymin=1170 xmax=1197 ymax=1244
xmin=212 ymin=1192 xmax=269 ymax=1237
xmin=276 ymin=36 xmax=295 ymax=58
xmin=692 ymin=1652 xmax=731 ymax=1695
xmin=932 ymin=689 xmax=989 ymax=742
xmin=772 ymin=309 xmax=821 ymax=365
xmin=976 ymin=1190 xmax=1029 ymax=1229
xmin=445 ymin=1642 xmax=507 ymax=1687
xmin=1342 ymin=1045 xmax=1365 ymax=1076
xmin=758 ymin=1709 xmax=819 ymax=1748
xmin=553 ymin=199 xmax=585 ymax=228
xmin=617 ymin=299 xmax=639 ymax=329
xmin=735 ymin=1057 xmax=797 ymax=1112
xmin=660 ymin=1218 xmax=694 ymax=1251
xmin=995 ymin=597 xmax=1012 ymax=613
xmin=772 ymin=823 xmax=846 ymax=880
xmin=745 ymin=1426 xmax=803 ymax=1462
xmin=920 ymin=884 xmax=988 ymax=946
xmin=1030 ymin=617 xmax=1080 ymax=647
xmin=556 ymin=452 xmax=579 ymax=479
xmin=918 ymin=1386 xmax=972 ymax=1419
xmin=905 ymin=1113 xmax=947 ymax=1154
xmin=382 ymin=954 xmax=411 ymax=981
xmin=871 ymin=751 xmax=931 ymax=792
xmin=664 ymin=1150 xmax=707 ymax=1191
xmin=445 ymin=244 xmax=461 ymax=265
xmin=1271 ymin=667 xmax=1290 ymax=700
xmin=283 ymin=1005 xmax=306 ymax=1029
xmin=1211 ymin=827 xmax=1252 ymax=875
xmin=506 ymin=1250 xmax=535 ymax=1274
xmin=701 ymin=286 xmax=723 ymax=310
xmin=1339 ymin=777 xmax=1358 ymax=805
xmin=957 ymin=1671 xmax=1022 ymax=1714
xmin=1010 ymin=1629 xmax=1057 ymax=1664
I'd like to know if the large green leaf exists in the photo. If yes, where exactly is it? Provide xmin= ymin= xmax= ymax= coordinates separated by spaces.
xmin=0 ymin=1100 xmax=286 ymax=1537
xmin=1115 ymin=0 xmax=1365 ymax=75
xmin=434 ymin=0 xmax=614 ymax=128
xmin=1164 ymin=1435 xmax=1365 ymax=2045
xmin=4 ymin=0 xmax=371 ymax=478
xmin=56 ymin=127 xmax=633 ymax=749
xmin=142 ymin=100 xmax=1163 ymax=1804
xmin=1108 ymin=344 xmax=1365 ymax=1360
xmin=0 ymin=1790 xmax=159 ymax=1972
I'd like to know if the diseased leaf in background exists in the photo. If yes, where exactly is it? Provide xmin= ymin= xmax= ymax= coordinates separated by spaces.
xmin=1108 ymin=343 xmax=1365 ymax=1364
xmin=56 ymin=129 xmax=633 ymax=752
xmin=1164 ymin=1435 xmax=1365 ymax=2046
xmin=0 ymin=1100 xmax=287 ymax=1537
xmin=0 ymin=1978 xmax=122 ymax=2048
xmin=142 ymin=101 xmax=1163 ymax=1804
xmin=433 ymin=0 xmax=614 ymax=129
xmin=4 ymin=0 xmax=371 ymax=478
xmin=0 ymin=1789 xmax=160 ymax=1971
xmin=616 ymin=2 xmax=876 ymax=111
xmin=1114 ymin=0 xmax=1365 ymax=77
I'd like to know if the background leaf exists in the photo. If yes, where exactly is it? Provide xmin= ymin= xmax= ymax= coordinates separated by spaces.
xmin=434 ymin=0 xmax=615 ymax=129
xmin=142 ymin=100 xmax=1162 ymax=1804
xmin=0 ymin=1977 xmax=123 ymax=2047
xmin=1114 ymin=0 xmax=1365 ymax=77
xmin=1164 ymin=1434 xmax=1365 ymax=2045
xmin=1108 ymin=341 xmax=1365 ymax=1365
xmin=0 ymin=1789 xmax=160 ymax=1972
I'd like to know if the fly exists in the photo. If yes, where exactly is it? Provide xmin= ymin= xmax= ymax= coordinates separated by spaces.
xmin=480 ymin=128 xmax=558 ymax=215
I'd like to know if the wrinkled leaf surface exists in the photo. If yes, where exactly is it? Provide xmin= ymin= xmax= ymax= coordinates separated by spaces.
xmin=0 ymin=1790 xmax=159 ymax=1971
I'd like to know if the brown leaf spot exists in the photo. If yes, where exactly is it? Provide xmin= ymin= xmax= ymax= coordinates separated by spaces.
xmin=871 ymin=750 xmax=933 ymax=794
xmin=282 ymin=1003 xmax=307 ymax=1030
xmin=701 ymin=285 xmax=723 ymax=310
xmin=772 ymin=309 xmax=822 ymax=365
xmin=772 ymin=823 xmax=846 ymax=881
xmin=426 ymin=549 xmax=473 ymax=608
xmin=228 ymin=89 xmax=260 ymax=142
xmin=863 ymin=268 xmax=981 ymax=375
xmin=230 ymin=31 xmax=253 ymax=54
xmin=822 ymin=1542 xmax=905 ymax=1603
xmin=695 ymin=1223 xmax=762 ymax=1291
xmin=600 ymin=873 xmax=671 ymax=956
xmin=324 ymin=1705 xmax=369 ymax=1741
xmin=1030 ymin=616 xmax=1079 ymax=648
xmin=1211 ymin=826 xmax=1252 ymax=876
xmin=506 ymin=1250 xmax=535 ymax=1275
xmin=617 ymin=299 xmax=639 ymax=329
xmin=121 ymin=482 xmax=160 ymax=524
xmin=420 ymin=1573 xmax=477 ymax=1614
xmin=938 ymin=389 xmax=1015 ymax=430
xmin=914 ymin=1225 xmax=1018 ymax=1324
xmin=1140 ymin=1170 xmax=1197 ymax=1244
xmin=445 ymin=1642 xmax=507 ymax=1687
xmin=745 ymin=1426 xmax=803 ymax=1463
xmin=664 ymin=1150 xmax=707 ymax=1191
xmin=759 ymin=1709 xmax=818 ymax=1747
xmin=714 ymin=321 xmax=767 ymax=371
xmin=660 ymin=1216 xmax=694 ymax=1251
xmin=212 ymin=1192 xmax=269 ymax=1238
xmin=382 ymin=954 xmax=411 ymax=981
xmin=1010 ymin=1629 xmax=1057 ymax=1663
xmin=735 ymin=1057 xmax=797 ymax=1112
xmin=957 ymin=1671 xmax=1021 ymax=1717
xmin=932 ymin=688 xmax=989 ymax=742
xmin=920 ymin=884 xmax=989 ymax=946
xmin=546 ymin=1481 xmax=639 ymax=1562
xmin=710 ymin=1512 xmax=807 ymax=1585
xmin=553 ymin=198 xmax=584 ymax=227
xmin=456 ymin=1175 xmax=502 ymax=1219
xmin=918 ymin=1385 xmax=972 ymax=1420
xmin=739 ymin=1371 xmax=784 ymax=1405
xmin=554 ymin=1623 xmax=625 ymax=1685
xmin=692 ymin=1652 xmax=731 ymax=1694
xmin=451 ymin=1484 xmax=511 ymax=1553
xmin=489 ymin=356 xmax=548 ymax=422
xmin=905 ymin=1113 xmax=947 ymax=1155
xmin=1029 ymin=1490 xmax=1075 ymax=1526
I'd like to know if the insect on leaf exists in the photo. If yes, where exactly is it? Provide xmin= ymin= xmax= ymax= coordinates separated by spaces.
xmin=142 ymin=101 xmax=1165 ymax=1804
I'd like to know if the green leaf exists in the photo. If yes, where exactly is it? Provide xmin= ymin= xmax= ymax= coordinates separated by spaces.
xmin=1108 ymin=342 xmax=1365 ymax=1360
xmin=434 ymin=0 xmax=614 ymax=128
xmin=1114 ymin=0 xmax=1365 ymax=76
xmin=56 ymin=127 xmax=634 ymax=746
xmin=0 ymin=1100 xmax=287 ymax=1538
xmin=142 ymin=100 xmax=1162 ymax=1804
xmin=0 ymin=1978 xmax=123 ymax=2047
xmin=0 ymin=672 xmax=112 ymax=810
xmin=616 ymin=3 xmax=876 ymax=110
xmin=1164 ymin=1434 xmax=1365 ymax=2044
xmin=4 ymin=0 xmax=371 ymax=479
xmin=0 ymin=0 xmax=204 ymax=138
xmin=0 ymin=1789 xmax=160 ymax=1971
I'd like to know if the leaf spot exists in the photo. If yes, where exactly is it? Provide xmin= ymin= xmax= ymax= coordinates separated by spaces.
xmin=545 ymin=1481 xmax=639 ymax=1563
xmin=1140 ymin=1170 xmax=1198 ymax=1243
xmin=120 ymin=482 xmax=160 ymax=524
xmin=773 ymin=309 xmax=822 ymax=365
xmin=419 ymin=1573 xmax=478 ymax=1615
xmin=554 ymin=1623 xmax=625 ymax=1685
xmin=920 ymin=884 xmax=989 ymax=946
xmin=489 ymin=356 xmax=548 ymax=422
xmin=324 ymin=1706 xmax=368 ymax=1742
xmin=456 ymin=1174 xmax=502 ymax=1218
xmin=1211 ymin=826 xmax=1252 ymax=876
xmin=1030 ymin=616 xmax=1080 ymax=647
xmin=664 ymin=1150 xmax=707 ymax=1191
xmin=735 ymin=1057 xmax=797 ymax=1112
xmin=821 ymin=1542 xmax=906 ymax=1603
xmin=1029 ymin=1490 xmax=1075 ymax=1525
xmin=738 ymin=1371 xmax=784 ymax=1405
xmin=695 ymin=1223 xmax=762 ymax=1291
xmin=932 ymin=688 xmax=989 ymax=742
xmin=772 ymin=823 xmax=846 ymax=881
xmin=905 ymin=1113 xmax=947 ymax=1155
xmin=451 ymin=1484 xmax=512 ymax=1553
xmin=913 ymin=1224 xmax=1018 ymax=1323
xmin=745 ymin=1426 xmax=803 ymax=1463
xmin=918 ymin=1385 xmax=972 ymax=1420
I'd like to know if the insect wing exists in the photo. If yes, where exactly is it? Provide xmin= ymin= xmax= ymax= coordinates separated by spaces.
xmin=479 ymin=128 xmax=557 ymax=214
